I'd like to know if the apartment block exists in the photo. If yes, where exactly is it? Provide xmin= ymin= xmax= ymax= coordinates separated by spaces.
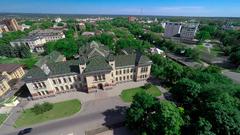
xmin=164 ymin=22 xmax=182 ymax=38
xmin=10 ymin=29 xmax=65 ymax=53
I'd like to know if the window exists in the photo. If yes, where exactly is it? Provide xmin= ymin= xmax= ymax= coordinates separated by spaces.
xmin=127 ymin=69 xmax=129 ymax=73
xmin=45 ymin=91 xmax=49 ymax=94
xmin=63 ymin=78 xmax=67 ymax=83
xmin=111 ymin=73 xmax=113 ymax=77
xmin=119 ymin=70 xmax=122 ymax=75
xmin=141 ymin=67 xmax=148 ymax=73
xmin=116 ymin=71 xmax=118 ymax=75
xmin=55 ymin=87 xmax=59 ymax=91
xmin=38 ymin=83 xmax=42 ymax=88
xmin=38 ymin=92 xmax=41 ymax=96
xmin=123 ymin=76 xmax=125 ymax=80
xmin=74 ymin=76 xmax=77 ymax=81
xmin=33 ymin=83 xmax=38 ymax=89
xmin=60 ymin=86 xmax=64 ymax=91
xmin=120 ymin=77 xmax=122 ymax=81
xmin=53 ymin=80 xmax=57 ymax=84
xmin=66 ymin=85 xmax=69 ymax=90
xmin=127 ymin=76 xmax=129 ymax=80
xmin=102 ymin=75 xmax=106 ymax=80
xmin=98 ymin=75 xmax=102 ymax=80
xmin=94 ymin=76 xmax=98 ymax=81
xmin=42 ymin=82 xmax=46 ymax=88
xmin=70 ymin=85 xmax=74 ymax=89
xmin=68 ymin=77 xmax=72 ymax=82
xmin=42 ymin=91 xmax=45 ymax=95
xmin=78 ymin=76 xmax=81 ymax=81
xmin=58 ymin=79 xmax=62 ymax=84
xmin=130 ymin=69 xmax=133 ymax=73
xmin=130 ymin=75 xmax=133 ymax=79
xmin=123 ymin=70 xmax=126 ymax=74
xmin=116 ymin=77 xmax=118 ymax=81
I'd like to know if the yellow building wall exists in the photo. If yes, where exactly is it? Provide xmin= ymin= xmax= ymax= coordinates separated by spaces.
xmin=0 ymin=79 xmax=11 ymax=97
xmin=9 ymin=67 xmax=25 ymax=79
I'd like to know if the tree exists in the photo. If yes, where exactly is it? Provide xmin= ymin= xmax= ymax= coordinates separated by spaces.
xmin=31 ymin=102 xmax=53 ymax=115
xmin=196 ymin=31 xmax=211 ymax=41
xmin=150 ymin=25 xmax=164 ymax=33
xmin=163 ymin=61 xmax=184 ymax=83
xmin=155 ymin=101 xmax=184 ymax=135
xmin=203 ymin=65 xmax=221 ymax=74
xmin=39 ymin=21 xmax=54 ymax=29
xmin=195 ymin=118 xmax=215 ymax=135
xmin=126 ymin=91 xmax=158 ymax=134
xmin=171 ymin=78 xmax=201 ymax=104
xmin=143 ymin=83 xmax=152 ymax=90
xmin=203 ymin=93 xmax=240 ymax=135
xmin=57 ymin=22 xmax=64 ymax=27
xmin=126 ymin=92 xmax=184 ymax=135
xmin=230 ymin=49 xmax=240 ymax=66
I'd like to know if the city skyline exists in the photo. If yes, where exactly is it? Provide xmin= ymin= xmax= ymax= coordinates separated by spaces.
xmin=1 ymin=0 xmax=240 ymax=17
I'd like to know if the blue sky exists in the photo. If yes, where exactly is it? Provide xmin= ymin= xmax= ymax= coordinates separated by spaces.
xmin=0 ymin=0 xmax=240 ymax=17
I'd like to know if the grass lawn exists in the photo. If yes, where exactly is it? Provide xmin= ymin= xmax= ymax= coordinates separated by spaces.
xmin=15 ymin=99 xmax=81 ymax=128
xmin=0 ymin=114 xmax=8 ymax=126
xmin=120 ymin=85 xmax=161 ymax=102
xmin=0 ymin=55 xmax=39 ymax=69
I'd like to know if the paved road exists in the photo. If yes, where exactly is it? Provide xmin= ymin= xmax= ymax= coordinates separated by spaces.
xmin=1 ymin=97 xmax=129 ymax=135
xmin=222 ymin=70 xmax=240 ymax=84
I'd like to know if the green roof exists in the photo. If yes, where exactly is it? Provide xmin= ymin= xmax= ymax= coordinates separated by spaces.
xmin=48 ymin=60 xmax=80 ymax=76
xmin=84 ymin=56 xmax=112 ymax=74
xmin=79 ymin=41 xmax=110 ymax=58
xmin=35 ymin=51 xmax=65 ymax=67
xmin=115 ymin=54 xmax=152 ymax=67
xmin=24 ymin=60 xmax=80 ymax=82
xmin=23 ymin=67 xmax=48 ymax=82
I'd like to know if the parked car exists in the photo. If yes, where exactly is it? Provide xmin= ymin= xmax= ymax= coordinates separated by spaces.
xmin=18 ymin=128 xmax=32 ymax=135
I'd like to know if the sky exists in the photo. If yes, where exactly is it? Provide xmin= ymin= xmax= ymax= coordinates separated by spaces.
xmin=0 ymin=0 xmax=240 ymax=17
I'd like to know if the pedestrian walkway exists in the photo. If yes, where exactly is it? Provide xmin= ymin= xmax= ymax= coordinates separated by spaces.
xmin=24 ymin=80 xmax=147 ymax=109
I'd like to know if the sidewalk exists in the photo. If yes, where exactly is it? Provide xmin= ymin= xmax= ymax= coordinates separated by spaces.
xmin=20 ymin=80 xmax=147 ymax=109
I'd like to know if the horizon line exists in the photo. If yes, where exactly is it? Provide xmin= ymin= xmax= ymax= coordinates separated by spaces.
xmin=0 ymin=12 xmax=240 ymax=18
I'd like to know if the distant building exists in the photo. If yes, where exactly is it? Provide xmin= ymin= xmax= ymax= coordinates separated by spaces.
xmin=164 ymin=22 xmax=182 ymax=38
xmin=77 ymin=23 xmax=86 ymax=30
xmin=23 ymin=41 xmax=152 ymax=99
xmin=10 ymin=36 xmax=46 ymax=53
xmin=30 ymin=29 xmax=65 ymax=42
xmin=128 ymin=16 xmax=138 ymax=22
xmin=0 ymin=24 xmax=9 ymax=33
xmin=35 ymin=51 xmax=66 ymax=68
xmin=0 ymin=64 xmax=25 ymax=97
xmin=20 ymin=24 xmax=31 ymax=31
xmin=10 ymin=29 xmax=65 ymax=53
xmin=180 ymin=23 xmax=199 ymax=44
xmin=2 ymin=19 xmax=20 ymax=31
xmin=54 ymin=17 xmax=62 ymax=23
xmin=150 ymin=47 xmax=165 ymax=57
xmin=82 ymin=32 xmax=95 ymax=37
xmin=161 ymin=22 xmax=166 ymax=29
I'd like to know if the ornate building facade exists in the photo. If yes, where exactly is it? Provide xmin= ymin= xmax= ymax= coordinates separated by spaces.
xmin=24 ymin=41 xmax=152 ymax=99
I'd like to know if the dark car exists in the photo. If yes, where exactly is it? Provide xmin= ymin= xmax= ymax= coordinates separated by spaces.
xmin=18 ymin=128 xmax=32 ymax=135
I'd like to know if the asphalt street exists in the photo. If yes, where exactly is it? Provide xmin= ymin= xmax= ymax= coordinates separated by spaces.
xmin=223 ymin=70 xmax=240 ymax=84
xmin=1 ymin=97 xmax=129 ymax=135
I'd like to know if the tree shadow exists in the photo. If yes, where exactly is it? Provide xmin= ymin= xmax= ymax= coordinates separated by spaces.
xmin=101 ymin=106 xmax=133 ymax=135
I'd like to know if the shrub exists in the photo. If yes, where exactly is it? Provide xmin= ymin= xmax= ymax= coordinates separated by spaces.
xmin=143 ymin=83 xmax=152 ymax=90
xmin=31 ymin=102 xmax=53 ymax=115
